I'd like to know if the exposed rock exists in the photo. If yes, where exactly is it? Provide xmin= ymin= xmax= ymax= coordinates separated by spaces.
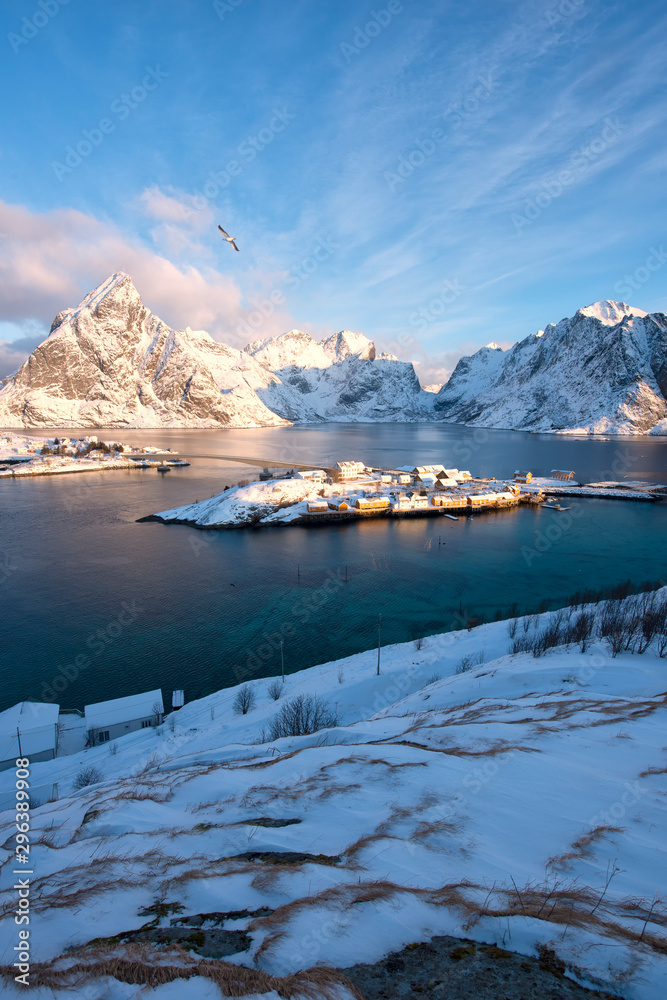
xmin=433 ymin=301 xmax=667 ymax=435
xmin=0 ymin=274 xmax=430 ymax=428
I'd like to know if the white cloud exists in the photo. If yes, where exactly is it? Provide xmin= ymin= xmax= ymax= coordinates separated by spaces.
xmin=0 ymin=198 xmax=298 ymax=373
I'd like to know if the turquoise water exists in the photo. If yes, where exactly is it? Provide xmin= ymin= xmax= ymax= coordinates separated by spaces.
xmin=1 ymin=423 xmax=666 ymax=711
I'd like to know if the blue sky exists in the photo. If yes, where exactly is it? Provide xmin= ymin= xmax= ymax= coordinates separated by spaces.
xmin=1 ymin=0 xmax=666 ymax=383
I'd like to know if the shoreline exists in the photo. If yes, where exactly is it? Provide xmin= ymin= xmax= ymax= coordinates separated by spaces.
xmin=139 ymin=487 xmax=663 ymax=532
xmin=2 ymin=420 xmax=667 ymax=437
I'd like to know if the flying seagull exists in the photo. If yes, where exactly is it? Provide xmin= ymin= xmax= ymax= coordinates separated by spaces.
xmin=218 ymin=224 xmax=239 ymax=252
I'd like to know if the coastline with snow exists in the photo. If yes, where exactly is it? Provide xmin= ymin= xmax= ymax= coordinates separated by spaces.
xmin=144 ymin=471 xmax=665 ymax=532
xmin=1 ymin=594 xmax=666 ymax=999
xmin=0 ymin=432 xmax=187 ymax=478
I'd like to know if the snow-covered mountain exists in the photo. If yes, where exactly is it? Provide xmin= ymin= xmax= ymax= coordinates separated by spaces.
xmin=0 ymin=274 xmax=429 ymax=428
xmin=0 ymin=274 xmax=288 ymax=429
xmin=244 ymin=327 xmax=426 ymax=423
xmin=434 ymin=301 xmax=667 ymax=435
xmin=3 ymin=280 xmax=666 ymax=433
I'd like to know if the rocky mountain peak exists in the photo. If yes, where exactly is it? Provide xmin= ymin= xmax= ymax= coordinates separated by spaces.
xmin=434 ymin=300 xmax=667 ymax=434
xmin=321 ymin=330 xmax=375 ymax=362
xmin=0 ymin=274 xmax=429 ymax=428
xmin=577 ymin=300 xmax=648 ymax=326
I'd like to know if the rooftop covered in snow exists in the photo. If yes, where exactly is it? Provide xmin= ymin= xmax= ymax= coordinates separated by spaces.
xmin=0 ymin=702 xmax=59 ymax=763
xmin=84 ymin=689 xmax=164 ymax=730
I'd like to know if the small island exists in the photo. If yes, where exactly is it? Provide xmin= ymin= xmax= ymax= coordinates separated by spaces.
xmin=0 ymin=433 xmax=188 ymax=478
xmin=143 ymin=460 xmax=667 ymax=530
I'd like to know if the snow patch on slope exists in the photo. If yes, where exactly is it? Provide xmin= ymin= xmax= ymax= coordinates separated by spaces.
xmin=1 ymin=599 xmax=666 ymax=998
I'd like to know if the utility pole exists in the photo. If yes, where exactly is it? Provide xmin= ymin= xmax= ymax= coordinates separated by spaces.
xmin=280 ymin=640 xmax=285 ymax=683
xmin=376 ymin=614 xmax=382 ymax=675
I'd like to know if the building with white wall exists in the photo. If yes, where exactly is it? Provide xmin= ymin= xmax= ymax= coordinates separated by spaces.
xmin=0 ymin=702 xmax=59 ymax=771
xmin=84 ymin=689 xmax=164 ymax=745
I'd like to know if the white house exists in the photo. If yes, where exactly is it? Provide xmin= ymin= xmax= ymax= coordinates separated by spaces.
xmin=411 ymin=465 xmax=445 ymax=476
xmin=391 ymin=493 xmax=430 ymax=511
xmin=0 ymin=702 xmax=59 ymax=771
xmin=415 ymin=472 xmax=438 ymax=487
xmin=295 ymin=469 xmax=326 ymax=482
xmin=334 ymin=461 xmax=366 ymax=481
xmin=84 ymin=689 xmax=164 ymax=745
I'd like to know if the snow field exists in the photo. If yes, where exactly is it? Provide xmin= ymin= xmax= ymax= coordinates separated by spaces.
xmin=0 ymin=601 xmax=666 ymax=998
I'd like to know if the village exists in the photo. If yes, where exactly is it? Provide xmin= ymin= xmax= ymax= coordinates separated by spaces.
xmin=293 ymin=461 xmax=667 ymax=520
xmin=0 ymin=433 xmax=187 ymax=477
xmin=295 ymin=460 xmax=530 ymax=519
xmin=148 ymin=456 xmax=667 ymax=532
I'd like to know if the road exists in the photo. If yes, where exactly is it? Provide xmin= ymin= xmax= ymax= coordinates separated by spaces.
xmin=127 ymin=452 xmax=323 ymax=471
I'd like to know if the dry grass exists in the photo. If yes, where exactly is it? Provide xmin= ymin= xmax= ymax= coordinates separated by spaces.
xmin=343 ymin=797 xmax=459 ymax=862
xmin=412 ymin=818 xmax=460 ymax=843
xmin=251 ymin=864 xmax=310 ymax=894
xmin=571 ymin=826 xmax=625 ymax=853
xmin=547 ymin=825 xmax=624 ymax=872
xmin=248 ymin=874 xmax=667 ymax=962
xmin=189 ymin=794 xmax=236 ymax=814
xmin=235 ymin=748 xmax=303 ymax=770
xmin=318 ymin=754 xmax=427 ymax=773
xmin=385 ymin=690 xmax=667 ymax=737
xmin=113 ymin=785 xmax=174 ymax=803
xmin=0 ymin=849 xmax=177 ymax=918
xmin=342 ymin=830 xmax=387 ymax=862
xmin=388 ymin=738 xmax=539 ymax=758
xmin=640 ymin=765 xmax=667 ymax=777
xmin=526 ymin=693 xmax=667 ymax=731
xmin=241 ymin=775 xmax=364 ymax=808
xmin=0 ymin=940 xmax=365 ymax=999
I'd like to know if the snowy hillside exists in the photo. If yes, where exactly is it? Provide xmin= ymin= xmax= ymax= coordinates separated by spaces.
xmin=243 ymin=328 xmax=426 ymax=423
xmin=1 ymin=594 xmax=666 ymax=999
xmin=0 ymin=273 xmax=288 ymax=429
xmin=434 ymin=301 xmax=667 ymax=435
xmin=2 ymin=278 xmax=666 ymax=433
xmin=0 ymin=275 xmax=429 ymax=429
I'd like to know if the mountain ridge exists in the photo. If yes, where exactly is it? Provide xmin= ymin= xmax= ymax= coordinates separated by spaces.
xmin=433 ymin=299 xmax=667 ymax=435
xmin=0 ymin=277 xmax=666 ymax=434
xmin=0 ymin=273 xmax=429 ymax=428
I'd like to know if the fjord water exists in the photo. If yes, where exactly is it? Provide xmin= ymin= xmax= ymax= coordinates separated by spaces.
xmin=1 ymin=423 xmax=666 ymax=712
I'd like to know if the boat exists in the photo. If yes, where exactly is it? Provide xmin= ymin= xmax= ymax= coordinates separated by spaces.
xmin=157 ymin=462 xmax=170 ymax=474
xmin=444 ymin=514 xmax=458 ymax=520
